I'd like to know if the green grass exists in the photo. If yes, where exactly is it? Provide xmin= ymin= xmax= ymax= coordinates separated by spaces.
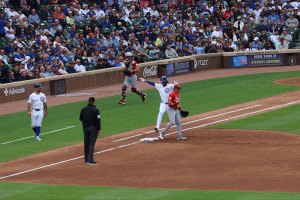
xmin=1 ymin=71 xmax=300 ymax=163
xmin=1 ymin=182 xmax=300 ymax=200
xmin=212 ymin=103 xmax=300 ymax=134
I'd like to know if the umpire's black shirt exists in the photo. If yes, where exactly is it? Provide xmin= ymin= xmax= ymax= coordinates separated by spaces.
xmin=79 ymin=104 xmax=101 ymax=131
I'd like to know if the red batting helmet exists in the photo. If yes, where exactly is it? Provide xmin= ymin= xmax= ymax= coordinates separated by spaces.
xmin=174 ymin=84 xmax=181 ymax=90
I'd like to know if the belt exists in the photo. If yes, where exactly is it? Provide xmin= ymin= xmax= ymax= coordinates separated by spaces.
xmin=33 ymin=108 xmax=42 ymax=111
xmin=161 ymin=101 xmax=168 ymax=104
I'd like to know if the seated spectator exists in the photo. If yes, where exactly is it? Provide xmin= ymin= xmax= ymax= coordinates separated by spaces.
xmin=256 ymin=19 xmax=270 ymax=32
xmin=28 ymin=9 xmax=40 ymax=24
xmin=252 ymin=37 xmax=262 ymax=50
xmin=275 ymin=36 xmax=289 ymax=49
xmin=134 ymin=52 xmax=146 ymax=63
xmin=148 ymin=46 xmax=160 ymax=61
xmin=233 ymin=16 xmax=244 ymax=31
xmin=66 ymin=61 xmax=77 ymax=74
xmin=193 ymin=41 xmax=205 ymax=55
xmin=58 ymin=63 xmax=68 ymax=75
xmin=282 ymin=30 xmax=293 ymax=43
xmin=165 ymin=44 xmax=178 ymax=59
xmin=0 ymin=60 xmax=10 ymax=83
xmin=245 ymin=43 xmax=255 ymax=51
xmin=95 ymin=58 xmax=112 ymax=69
xmin=18 ymin=69 xmax=32 ymax=81
xmin=285 ymin=14 xmax=299 ymax=30
xmin=52 ymin=6 xmax=66 ymax=21
xmin=223 ymin=42 xmax=234 ymax=52
xmin=74 ymin=59 xmax=87 ymax=72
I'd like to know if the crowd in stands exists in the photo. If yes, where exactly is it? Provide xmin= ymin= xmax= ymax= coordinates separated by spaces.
xmin=0 ymin=0 xmax=299 ymax=84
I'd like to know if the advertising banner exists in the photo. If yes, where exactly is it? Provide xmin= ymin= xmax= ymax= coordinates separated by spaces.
xmin=166 ymin=61 xmax=192 ymax=76
xmin=232 ymin=54 xmax=285 ymax=68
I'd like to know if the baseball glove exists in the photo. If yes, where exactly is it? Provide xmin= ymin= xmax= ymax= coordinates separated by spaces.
xmin=180 ymin=110 xmax=189 ymax=118
xmin=123 ymin=70 xmax=131 ymax=76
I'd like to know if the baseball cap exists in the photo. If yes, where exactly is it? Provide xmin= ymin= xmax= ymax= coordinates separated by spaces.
xmin=34 ymin=83 xmax=42 ymax=88
xmin=88 ymin=97 xmax=95 ymax=103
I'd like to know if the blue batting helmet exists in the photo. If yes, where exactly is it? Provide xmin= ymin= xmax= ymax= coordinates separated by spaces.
xmin=160 ymin=76 xmax=168 ymax=83
xmin=34 ymin=83 xmax=42 ymax=88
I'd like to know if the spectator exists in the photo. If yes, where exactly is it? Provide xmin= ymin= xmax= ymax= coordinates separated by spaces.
xmin=74 ymin=58 xmax=87 ymax=72
xmin=194 ymin=41 xmax=205 ymax=55
xmin=28 ymin=9 xmax=40 ymax=24
xmin=0 ymin=60 xmax=10 ymax=83
xmin=286 ymin=14 xmax=299 ymax=30
xmin=58 ymin=63 xmax=68 ymax=75
xmin=165 ymin=44 xmax=178 ymax=58
xmin=282 ymin=30 xmax=293 ymax=43
xmin=275 ymin=36 xmax=289 ymax=50
xmin=66 ymin=61 xmax=77 ymax=74
xmin=95 ymin=58 xmax=111 ymax=69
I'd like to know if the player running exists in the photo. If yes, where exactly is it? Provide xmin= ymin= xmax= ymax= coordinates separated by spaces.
xmin=27 ymin=83 xmax=48 ymax=141
xmin=140 ymin=76 xmax=174 ymax=132
xmin=118 ymin=52 xmax=146 ymax=105
xmin=159 ymin=84 xmax=187 ymax=140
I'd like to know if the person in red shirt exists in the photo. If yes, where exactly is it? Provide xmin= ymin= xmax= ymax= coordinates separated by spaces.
xmin=159 ymin=84 xmax=187 ymax=140
xmin=118 ymin=52 xmax=146 ymax=105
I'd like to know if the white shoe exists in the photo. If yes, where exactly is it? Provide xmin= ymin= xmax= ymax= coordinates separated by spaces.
xmin=36 ymin=136 xmax=42 ymax=141
xmin=159 ymin=131 xmax=164 ymax=140
xmin=177 ymin=136 xmax=187 ymax=140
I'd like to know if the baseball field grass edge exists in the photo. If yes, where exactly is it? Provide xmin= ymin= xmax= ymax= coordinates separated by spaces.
xmin=1 ymin=71 xmax=300 ymax=162
xmin=211 ymin=103 xmax=300 ymax=134
xmin=1 ymin=182 xmax=300 ymax=200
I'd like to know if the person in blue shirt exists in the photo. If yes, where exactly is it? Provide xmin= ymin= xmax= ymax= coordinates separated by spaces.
xmin=194 ymin=41 xmax=204 ymax=55
xmin=0 ymin=9 xmax=6 ymax=38
xmin=268 ymin=11 xmax=280 ymax=23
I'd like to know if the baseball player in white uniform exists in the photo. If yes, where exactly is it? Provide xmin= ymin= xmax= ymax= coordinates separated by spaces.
xmin=140 ymin=76 xmax=174 ymax=132
xmin=27 ymin=83 xmax=48 ymax=141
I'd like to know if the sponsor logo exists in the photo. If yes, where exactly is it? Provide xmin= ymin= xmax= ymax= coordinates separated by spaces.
xmin=289 ymin=57 xmax=296 ymax=65
xmin=143 ymin=65 xmax=157 ymax=77
xmin=3 ymin=87 xmax=26 ymax=97
xmin=194 ymin=59 xmax=208 ymax=69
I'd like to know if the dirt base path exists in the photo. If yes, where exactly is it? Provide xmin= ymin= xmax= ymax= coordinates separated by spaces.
xmin=1 ymin=66 xmax=300 ymax=192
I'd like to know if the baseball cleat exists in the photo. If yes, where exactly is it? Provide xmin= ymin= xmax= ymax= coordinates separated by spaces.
xmin=154 ymin=128 xmax=159 ymax=132
xmin=177 ymin=136 xmax=187 ymax=140
xmin=159 ymin=131 xmax=164 ymax=140
xmin=36 ymin=136 xmax=42 ymax=141
xmin=118 ymin=99 xmax=126 ymax=105
xmin=141 ymin=93 xmax=146 ymax=102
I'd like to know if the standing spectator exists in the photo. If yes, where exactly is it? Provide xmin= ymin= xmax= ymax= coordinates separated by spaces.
xmin=79 ymin=97 xmax=101 ymax=165
xmin=27 ymin=83 xmax=48 ymax=141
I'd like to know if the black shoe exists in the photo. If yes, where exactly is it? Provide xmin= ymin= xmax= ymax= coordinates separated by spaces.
xmin=154 ymin=128 xmax=159 ymax=132
xmin=88 ymin=161 xmax=98 ymax=165
xmin=141 ymin=93 xmax=146 ymax=102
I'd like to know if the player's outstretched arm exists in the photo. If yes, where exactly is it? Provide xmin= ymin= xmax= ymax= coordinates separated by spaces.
xmin=140 ymin=78 xmax=155 ymax=86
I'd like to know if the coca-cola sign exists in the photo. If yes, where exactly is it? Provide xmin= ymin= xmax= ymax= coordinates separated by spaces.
xmin=143 ymin=65 xmax=157 ymax=77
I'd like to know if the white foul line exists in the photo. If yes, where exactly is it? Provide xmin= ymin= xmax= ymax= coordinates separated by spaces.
xmin=1 ymin=100 xmax=299 ymax=180
xmin=1 ymin=126 xmax=76 ymax=145
xmin=0 ymin=140 xmax=140 ymax=180
xmin=163 ymin=99 xmax=300 ymax=138
xmin=113 ymin=104 xmax=261 ymax=142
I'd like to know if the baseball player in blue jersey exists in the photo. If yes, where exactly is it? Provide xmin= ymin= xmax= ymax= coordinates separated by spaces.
xmin=140 ymin=76 xmax=174 ymax=132
xmin=27 ymin=83 xmax=48 ymax=141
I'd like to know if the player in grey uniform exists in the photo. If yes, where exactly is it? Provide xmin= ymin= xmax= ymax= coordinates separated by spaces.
xmin=140 ymin=76 xmax=174 ymax=132
xmin=27 ymin=83 xmax=48 ymax=141
xmin=118 ymin=52 xmax=146 ymax=105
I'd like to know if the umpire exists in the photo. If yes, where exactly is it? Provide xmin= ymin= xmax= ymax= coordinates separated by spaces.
xmin=79 ymin=97 xmax=101 ymax=165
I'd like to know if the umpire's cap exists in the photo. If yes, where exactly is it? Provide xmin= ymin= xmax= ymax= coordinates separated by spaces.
xmin=34 ymin=83 xmax=42 ymax=88
xmin=88 ymin=97 xmax=95 ymax=103
xmin=160 ymin=76 xmax=168 ymax=83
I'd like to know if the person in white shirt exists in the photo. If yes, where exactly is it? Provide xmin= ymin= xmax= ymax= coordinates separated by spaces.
xmin=140 ymin=76 xmax=174 ymax=132
xmin=233 ymin=16 xmax=244 ymax=31
xmin=27 ymin=83 xmax=48 ymax=141
xmin=150 ymin=5 xmax=159 ymax=17
xmin=270 ymin=30 xmax=280 ymax=44
xmin=211 ymin=26 xmax=223 ymax=39
xmin=253 ymin=4 xmax=262 ymax=24
xmin=74 ymin=59 xmax=87 ymax=72
xmin=275 ymin=36 xmax=289 ymax=49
